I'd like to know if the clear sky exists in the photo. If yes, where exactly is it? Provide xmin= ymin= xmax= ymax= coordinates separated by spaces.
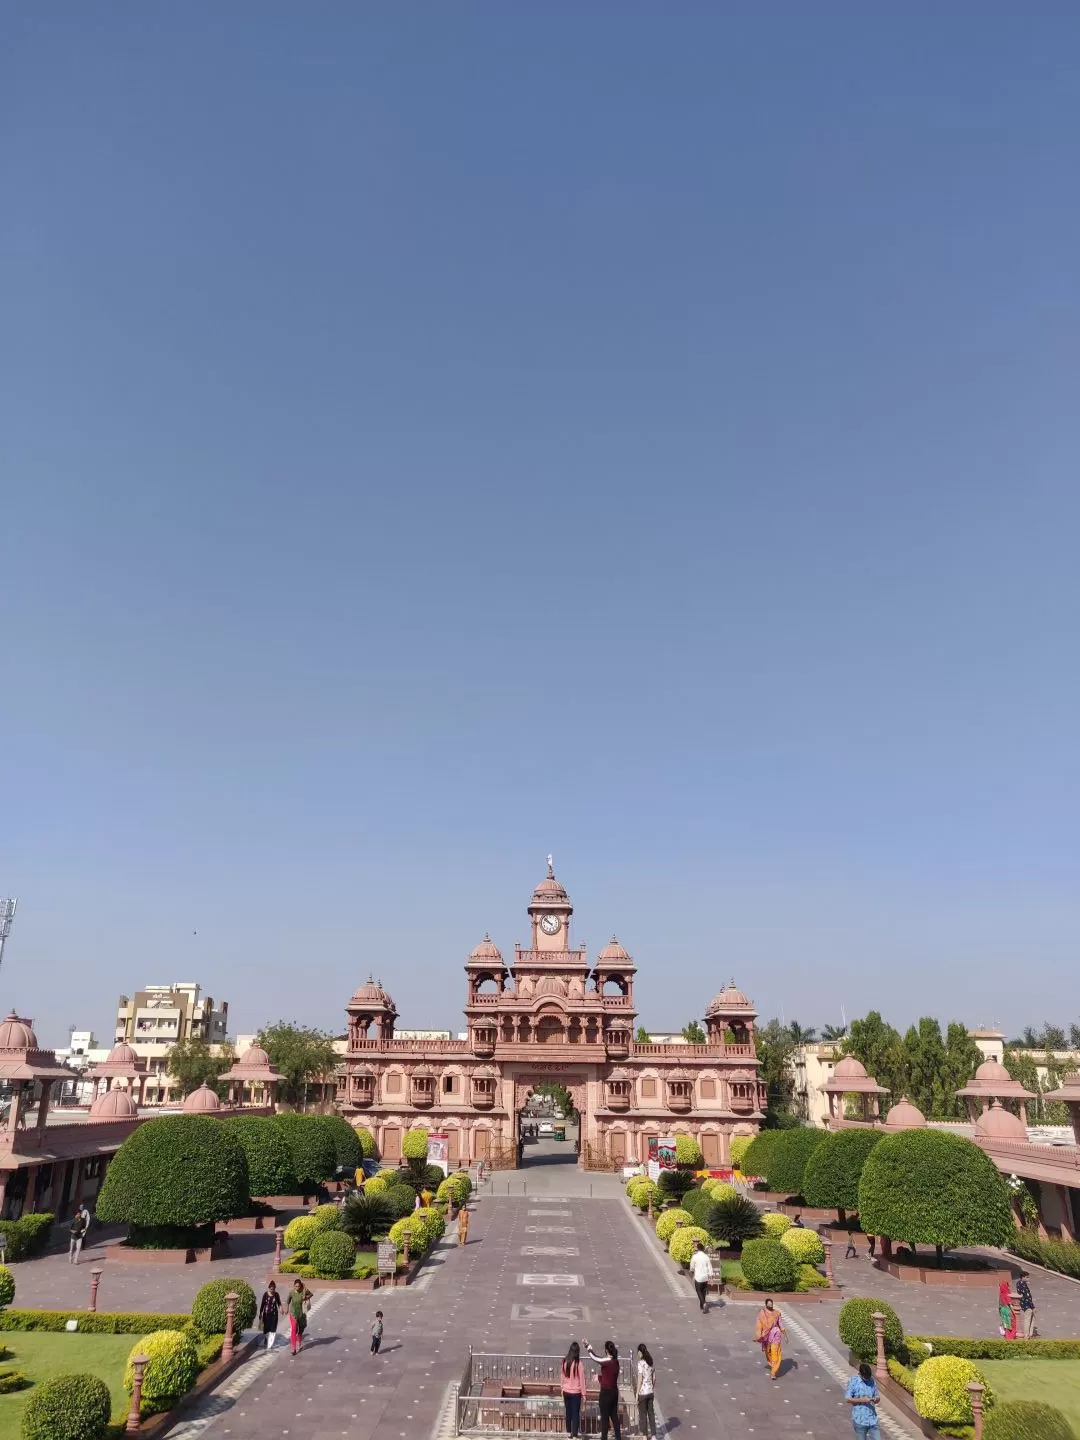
xmin=2 ymin=5 xmax=1078 ymax=1048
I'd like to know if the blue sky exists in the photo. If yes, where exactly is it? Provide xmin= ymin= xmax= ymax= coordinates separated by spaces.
xmin=2 ymin=5 xmax=1078 ymax=1047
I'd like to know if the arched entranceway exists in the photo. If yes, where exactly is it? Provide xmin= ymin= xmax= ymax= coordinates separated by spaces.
xmin=512 ymin=1073 xmax=588 ymax=1170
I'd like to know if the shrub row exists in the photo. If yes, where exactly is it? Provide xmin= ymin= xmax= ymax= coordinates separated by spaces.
xmin=909 ymin=1335 xmax=1080 ymax=1362
xmin=0 ymin=1309 xmax=191 ymax=1334
xmin=1007 ymin=1228 xmax=1080 ymax=1280
xmin=0 ymin=1214 xmax=54 ymax=1262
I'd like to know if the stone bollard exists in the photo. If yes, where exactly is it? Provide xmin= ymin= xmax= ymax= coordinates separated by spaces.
xmin=823 ymin=1239 xmax=834 ymax=1289
xmin=222 ymin=1291 xmax=238 ymax=1362
xmin=968 ymin=1382 xmax=986 ymax=1440
xmin=126 ymin=1354 xmax=149 ymax=1433
xmin=403 ymin=1231 xmax=411 ymax=1275
xmin=871 ymin=1311 xmax=887 ymax=1381
xmin=88 ymin=1267 xmax=103 ymax=1313
xmin=647 ymin=1192 xmax=654 ymax=1221
xmin=274 ymin=1226 xmax=284 ymax=1268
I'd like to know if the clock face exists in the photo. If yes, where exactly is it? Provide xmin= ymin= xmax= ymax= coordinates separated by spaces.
xmin=540 ymin=913 xmax=561 ymax=936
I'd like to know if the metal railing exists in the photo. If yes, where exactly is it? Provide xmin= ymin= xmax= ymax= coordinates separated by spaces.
xmin=456 ymin=1351 xmax=637 ymax=1435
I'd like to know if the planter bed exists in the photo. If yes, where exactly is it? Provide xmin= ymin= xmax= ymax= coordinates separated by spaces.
xmin=775 ymin=1204 xmax=835 ymax=1223
xmin=220 ymin=1212 xmax=283 ymax=1233
xmin=133 ymin=1335 xmax=263 ymax=1440
xmin=874 ymin=1256 xmax=1009 ymax=1288
xmin=104 ymin=1235 xmax=231 ymax=1265
xmin=637 ymin=1212 xmax=843 ymax=1302
xmin=270 ymin=1255 xmax=422 ymax=1291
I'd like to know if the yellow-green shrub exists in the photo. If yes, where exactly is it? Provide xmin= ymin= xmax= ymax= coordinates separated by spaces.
xmin=124 ymin=1331 xmax=198 ymax=1411
xmin=282 ymin=1215 xmax=319 ymax=1251
xmin=655 ymin=1209 xmax=693 ymax=1243
xmin=913 ymin=1356 xmax=994 ymax=1425
xmin=780 ymin=1227 xmax=825 ymax=1265
xmin=761 ymin=1211 xmax=792 ymax=1237
xmin=668 ymin=1226 xmax=712 ymax=1266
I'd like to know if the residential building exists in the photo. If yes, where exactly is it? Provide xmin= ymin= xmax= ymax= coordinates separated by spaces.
xmin=113 ymin=983 xmax=230 ymax=1105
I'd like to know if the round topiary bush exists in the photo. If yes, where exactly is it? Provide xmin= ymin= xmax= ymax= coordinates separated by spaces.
xmin=681 ymin=1189 xmax=713 ymax=1223
xmin=384 ymin=1184 xmax=419 ymax=1220
xmin=669 ymin=1226 xmax=712 ymax=1266
xmin=741 ymin=1131 xmax=780 ymax=1182
xmin=838 ymin=1297 xmax=904 ymax=1362
xmin=859 ymin=1130 xmax=1014 ymax=1253
xmin=802 ymin=1127 xmax=882 ymax=1216
xmin=702 ymin=1180 xmax=737 ymax=1203
xmin=353 ymin=1126 xmax=378 ymax=1159
xmin=96 ymin=1115 xmax=249 ymax=1231
xmin=401 ymin=1128 xmax=429 ymax=1162
xmin=730 ymin=1135 xmax=753 ymax=1170
xmin=388 ymin=1217 xmax=426 ymax=1254
xmin=283 ymin=1215 xmax=319 ymax=1252
xmin=223 ymin=1116 xmax=294 ymax=1198
xmin=311 ymin=1203 xmax=343 ymax=1233
xmin=631 ymin=1180 xmax=660 ymax=1212
xmin=740 ymin=1238 xmax=798 ymax=1291
xmin=914 ymin=1356 xmax=994 ymax=1425
xmin=674 ymin=1135 xmax=703 ymax=1168
xmin=795 ymin=1263 xmax=829 ymax=1291
xmin=450 ymin=1169 xmax=472 ymax=1194
xmin=436 ymin=1178 xmax=458 ymax=1204
xmin=272 ymin=1115 xmax=336 ymax=1192
xmin=22 ymin=1373 xmax=112 ymax=1440
xmin=309 ymin=1230 xmax=357 ymax=1278
xmin=0 ymin=1267 xmax=14 ymax=1309
xmin=364 ymin=1175 xmax=389 ymax=1195
xmin=984 ymin=1402 xmax=1075 ymax=1440
xmin=765 ymin=1128 xmax=825 ymax=1197
xmin=655 ymin=1209 xmax=694 ymax=1243
xmin=191 ymin=1278 xmax=257 ymax=1336
xmin=779 ymin=1227 xmax=826 ymax=1265
xmin=761 ymin=1211 xmax=793 ymax=1237
xmin=317 ymin=1115 xmax=364 ymax=1172
xmin=124 ymin=1330 xmax=199 ymax=1411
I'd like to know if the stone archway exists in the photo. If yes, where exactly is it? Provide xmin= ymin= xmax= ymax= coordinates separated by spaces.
xmin=512 ymin=1069 xmax=589 ymax=1169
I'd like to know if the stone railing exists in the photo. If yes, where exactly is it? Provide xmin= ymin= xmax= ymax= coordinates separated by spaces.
xmin=630 ymin=1041 xmax=756 ymax=1059
xmin=348 ymin=1038 xmax=470 ymax=1053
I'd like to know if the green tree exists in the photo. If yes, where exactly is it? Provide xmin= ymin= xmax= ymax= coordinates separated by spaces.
xmin=96 ymin=1115 xmax=249 ymax=1230
xmin=755 ymin=1019 xmax=796 ymax=1119
xmin=901 ymin=1018 xmax=947 ymax=1118
xmin=787 ymin=1021 xmax=818 ymax=1044
xmin=1043 ymin=1024 xmax=1067 ymax=1050
xmin=257 ymin=1022 xmax=339 ymax=1108
xmin=937 ymin=1022 xmax=982 ymax=1118
xmin=681 ymin=1020 xmax=706 ymax=1044
xmin=1003 ymin=1048 xmax=1069 ymax=1124
xmin=533 ymin=1081 xmax=578 ymax=1119
xmin=802 ymin=1127 xmax=882 ymax=1220
xmin=166 ymin=1038 xmax=234 ymax=1098
xmin=844 ymin=1011 xmax=905 ymax=1113
xmin=635 ymin=1025 xmax=650 ymax=1043
xmin=764 ymin=1127 xmax=825 ymax=1198
xmin=821 ymin=1024 xmax=847 ymax=1042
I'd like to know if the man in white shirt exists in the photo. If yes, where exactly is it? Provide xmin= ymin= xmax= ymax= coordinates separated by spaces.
xmin=688 ymin=1240 xmax=713 ymax=1313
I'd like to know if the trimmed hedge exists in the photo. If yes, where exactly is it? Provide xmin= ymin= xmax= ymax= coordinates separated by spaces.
xmin=353 ymin=1126 xmax=378 ymax=1159
xmin=741 ymin=1131 xmax=780 ymax=1181
xmin=401 ymin=1128 xmax=429 ymax=1162
xmin=765 ymin=1127 xmax=824 ymax=1197
xmin=761 ymin=1212 xmax=792 ymax=1237
xmin=1007 ymin=1229 xmax=1080 ymax=1280
xmin=681 ymin=1189 xmax=713 ymax=1223
xmin=414 ymin=1207 xmax=446 ymax=1243
xmin=0 ymin=1368 xmax=28 ymax=1393
xmin=318 ymin=1114 xmax=364 ymax=1172
xmin=388 ymin=1217 xmax=426 ymax=1253
xmin=631 ymin=1180 xmax=660 ymax=1212
xmin=910 ymin=1336 xmax=1080 ymax=1362
xmin=97 ymin=1115 xmax=250 ymax=1229
xmin=795 ymin=1263 xmax=829 ymax=1291
xmin=779 ymin=1227 xmax=825 ymax=1265
xmin=702 ymin=1180 xmax=737 ymax=1203
xmin=802 ymin=1128 xmax=882 ymax=1214
xmin=0 ymin=1268 xmax=14 ymax=1309
xmin=309 ymin=1231 xmax=357 ymax=1278
xmin=858 ymin=1129 xmax=1013 ymax=1251
xmin=838 ymin=1297 xmax=904 ymax=1363
xmin=730 ymin=1135 xmax=753 ymax=1170
xmin=0 ymin=1310 xmax=189 ymax=1335
xmin=0 ymin=1214 xmax=56 ymax=1264
xmin=272 ymin=1114 xmax=336 ymax=1191
xmin=674 ymin=1136 xmax=703 ymax=1169
xmin=740 ymin=1238 xmax=797 ymax=1291
xmin=669 ymin=1226 xmax=712 ymax=1267
xmin=22 ymin=1373 xmax=112 ymax=1440
xmin=223 ymin=1116 xmax=294 ymax=1198
xmin=913 ymin=1355 xmax=993 ymax=1425
xmin=655 ymin=1209 xmax=693 ymax=1243
xmin=191 ymin=1279 xmax=257 ymax=1336
xmin=124 ymin=1330 xmax=199 ymax=1411
xmin=984 ymin=1403 xmax=1075 ymax=1440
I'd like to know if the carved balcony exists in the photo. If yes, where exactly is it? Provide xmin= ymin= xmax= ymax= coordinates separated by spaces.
xmin=411 ymin=1080 xmax=436 ymax=1109
xmin=606 ymin=1087 xmax=631 ymax=1113
xmin=605 ymin=1029 xmax=630 ymax=1061
xmin=472 ymin=1082 xmax=496 ymax=1110
xmin=666 ymin=1083 xmax=693 ymax=1114
xmin=472 ymin=1027 xmax=496 ymax=1058
xmin=351 ymin=1077 xmax=375 ymax=1109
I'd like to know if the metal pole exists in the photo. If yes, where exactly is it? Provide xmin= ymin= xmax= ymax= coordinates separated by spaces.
xmin=0 ymin=900 xmax=17 ymax=977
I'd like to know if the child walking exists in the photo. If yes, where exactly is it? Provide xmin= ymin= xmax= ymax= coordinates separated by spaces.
xmin=370 ymin=1310 xmax=384 ymax=1355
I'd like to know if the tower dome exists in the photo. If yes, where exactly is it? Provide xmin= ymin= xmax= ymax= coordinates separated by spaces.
xmin=89 ymin=1087 xmax=138 ymax=1119
xmin=0 ymin=1013 xmax=38 ymax=1050
xmin=348 ymin=977 xmax=396 ymax=1012
xmin=705 ymin=981 xmax=754 ymax=1018
xmin=598 ymin=936 xmax=631 ymax=963
xmin=530 ymin=857 xmax=570 ymax=907
xmin=975 ymin=1099 xmax=1028 ymax=1140
xmin=883 ymin=1097 xmax=927 ymax=1130
xmin=106 ymin=1041 xmax=139 ymax=1067
xmin=468 ymin=934 xmax=504 ymax=965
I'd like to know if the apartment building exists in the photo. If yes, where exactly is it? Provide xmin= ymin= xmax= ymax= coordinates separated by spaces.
xmin=114 ymin=983 xmax=229 ymax=1104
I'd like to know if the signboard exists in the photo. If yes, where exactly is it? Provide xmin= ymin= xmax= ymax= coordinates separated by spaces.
xmin=427 ymin=1131 xmax=449 ymax=1176
xmin=377 ymin=1241 xmax=397 ymax=1276
xmin=647 ymin=1136 xmax=676 ymax=1182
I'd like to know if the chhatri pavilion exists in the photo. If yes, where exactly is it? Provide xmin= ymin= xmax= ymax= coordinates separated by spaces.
xmin=338 ymin=862 xmax=766 ymax=1168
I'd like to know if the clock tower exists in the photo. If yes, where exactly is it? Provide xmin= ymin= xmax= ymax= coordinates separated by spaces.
xmin=528 ymin=856 xmax=573 ymax=953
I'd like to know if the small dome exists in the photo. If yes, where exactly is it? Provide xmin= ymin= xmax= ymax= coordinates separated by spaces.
xmin=705 ymin=980 xmax=753 ymax=1014
xmin=182 ymin=1082 xmax=222 ymax=1112
xmin=884 ymin=1097 xmax=926 ymax=1130
xmin=598 ymin=936 xmax=630 ymax=962
xmin=531 ymin=860 xmax=569 ymax=905
xmin=468 ymin=934 xmax=504 ymax=964
xmin=106 ymin=1041 xmax=139 ymax=1067
xmin=0 ymin=1012 xmax=38 ymax=1050
xmin=974 ymin=1059 xmax=1012 ymax=1085
xmin=975 ymin=1099 xmax=1027 ymax=1140
xmin=832 ymin=1055 xmax=870 ymax=1081
xmin=349 ymin=977 xmax=396 ymax=1011
xmin=238 ymin=1043 xmax=271 ymax=1068
xmin=89 ymin=1087 xmax=138 ymax=1119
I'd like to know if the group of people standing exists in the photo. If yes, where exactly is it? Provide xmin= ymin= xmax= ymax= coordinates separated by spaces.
xmin=558 ymin=1339 xmax=656 ymax=1440
xmin=258 ymin=1280 xmax=313 ymax=1355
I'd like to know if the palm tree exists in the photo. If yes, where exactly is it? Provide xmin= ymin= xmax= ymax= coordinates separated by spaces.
xmin=821 ymin=1024 xmax=847 ymax=1042
xmin=340 ymin=1190 xmax=397 ymax=1246
xmin=706 ymin=1195 xmax=765 ymax=1248
xmin=787 ymin=1022 xmax=818 ymax=1045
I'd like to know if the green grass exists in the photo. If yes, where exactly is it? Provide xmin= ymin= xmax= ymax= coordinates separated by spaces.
xmin=720 ymin=1259 xmax=744 ymax=1281
xmin=0 ymin=1331 xmax=144 ymax=1438
xmin=977 ymin=1359 xmax=1080 ymax=1437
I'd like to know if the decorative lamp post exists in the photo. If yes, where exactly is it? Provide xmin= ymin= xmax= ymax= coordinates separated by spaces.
xmin=822 ymin=1239 xmax=834 ymax=1289
xmin=88 ymin=1267 xmax=103 ymax=1312
xmin=402 ymin=1229 xmax=411 ymax=1274
xmin=274 ymin=1226 xmax=284 ymax=1268
xmin=967 ymin=1382 xmax=986 ymax=1440
xmin=222 ymin=1291 xmax=238 ymax=1361
xmin=126 ymin=1354 xmax=149 ymax=1433
xmin=647 ymin=1190 xmax=654 ymax=1222
xmin=871 ymin=1311 xmax=887 ymax=1381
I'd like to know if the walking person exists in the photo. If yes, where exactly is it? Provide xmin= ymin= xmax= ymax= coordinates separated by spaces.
xmin=754 ymin=1298 xmax=785 ymax=1379
xmin=845 ymin=1232 xmax=859 ymax=1259
xmin=259 ymin=1281 xmax=281 ymax=1349
xmin=583 ymin=1339 xmax=622 ymax=1440
xmin=689 ymin=1240 xmax=712 ymax=1313
xmin=288 ymin=1280 xmax=312 ymax=1355
xmin=845 ymin=1362 xmax=882 ymax=1440
xmin=458 ymin=1203 xmax=470 ymax=1246
xmin=635 ymin=1344 xmax=657 ymax=1439
xmin=560 ymin=1341 xmax=585 ymax=1438
xmin=1017 ymin=1274 xmax=1037 ymax=1338
xmin=998 ymin=1279 xmax=1018 ymax=1339
xmin=68 ymin=1208 xmax=88 ymax=1265
xmin=866 ymin=1233 xmax=876 ymax=1259
xmin=370 ymin=1310 xmax=384 ymax=1355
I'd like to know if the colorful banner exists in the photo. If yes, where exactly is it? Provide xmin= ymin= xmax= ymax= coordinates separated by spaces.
xmin=427 ymin=1131 xmax=450 ymax=1176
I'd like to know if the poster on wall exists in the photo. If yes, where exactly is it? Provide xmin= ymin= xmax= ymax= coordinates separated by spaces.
xmin=647 ymin=1136 xmax=676 ymax=1181
xmin=427 ymin=1131 xmax=450 ymax=1177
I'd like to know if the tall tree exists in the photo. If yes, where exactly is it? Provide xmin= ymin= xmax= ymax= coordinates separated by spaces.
xmin=166 ymin=1037 xmax=234 ymax=1098
xmin=257 ymin=1022 xmax=339 ymax=1109
xmin=937 ymin=1023 xmax=982 ymax=1118
xmin=1069 ymin=1023 xmax=1080 ymax=1050
xmin=901 ymin=1018 xmax=946 ymax=1118
xmin=821 ymin=1024 xmax=847 ymax=1042
xmin=634 ymin=1025 xmax=651 ymax=1044
xmin=681 ymin=1020 xmax=706 ymax=1044
xmin=844 ymin=1011 xmax=905 ymax=1114
xmin=1042 ymin=1024 xmax=1067 ymax=1051
xmin=788 ymin=1021 xmax=818 ymax=1045
xmin=755 ymin=1018 xmax=796 ymax=1120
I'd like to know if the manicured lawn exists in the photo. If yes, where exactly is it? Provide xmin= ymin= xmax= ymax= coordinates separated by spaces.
xmin=977 ymin=1359 xmax=1080 ymax=1437
xmin=0 ymin=1331 xmax=144 ymax=1438
xmin=721 ymin=1259 xmax=744 ymax=1281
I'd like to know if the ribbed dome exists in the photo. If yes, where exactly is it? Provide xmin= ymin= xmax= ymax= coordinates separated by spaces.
xmin=90 ymin=1087 xmax=138 ymax=1119
xmin=182 ymin=1082 xmax=222 ymax=1112
xmin=975 ymin=1099 xmax=1027 ymax=1140
xmin=237 ymin=1043 xmax=271 ymax=1068
xmin=832 ymin=1055 xmax=870 ymax=1080
xmin=531 ymin=859 xmax=569 ymax=905
xmin=349 ymin=977 xmax=396 ymax=1011
xmin=884 ymin=1096 xmax=926 ymax=1130
xmin=468 ymin=934 xmax=504 ymax=964
xmin=705 ymin=980 xmax=753 ymax=1015
xmin=0 ymin=1012 xmax=38 ymax=1050
xmin=975 ymin=1059 xmax=1011 ymax=1084
xmin=106 ymin=1041 xmax=139 ymax=1067
xmin=598 ymin=936 xmax=630 ymax=962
